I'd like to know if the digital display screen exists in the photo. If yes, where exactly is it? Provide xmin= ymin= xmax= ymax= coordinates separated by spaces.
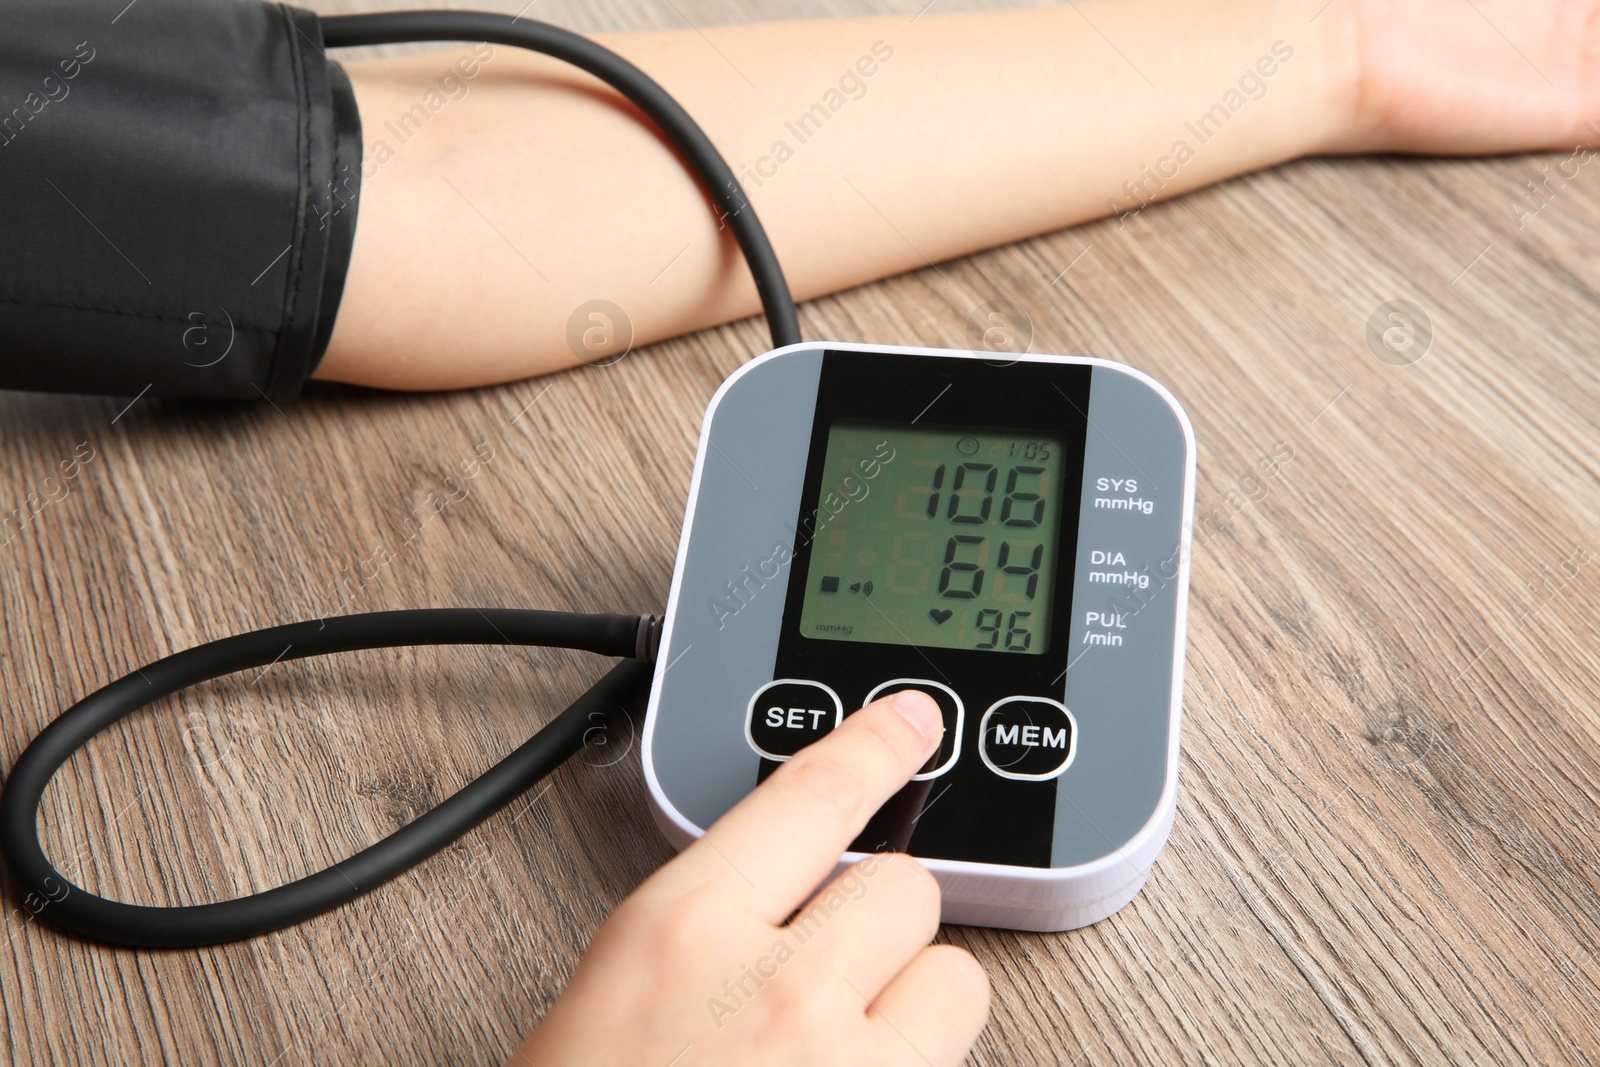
xmin=797 ymin=419 xmax=1065 ymax=654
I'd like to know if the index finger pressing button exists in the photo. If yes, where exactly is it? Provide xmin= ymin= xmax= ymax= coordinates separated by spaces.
xmin=864 ymin=679 xmax=963 ymax=779
xmin=747 ymin=679 xmax=844 ymax=760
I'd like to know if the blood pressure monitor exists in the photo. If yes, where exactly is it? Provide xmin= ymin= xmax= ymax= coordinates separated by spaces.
xmin=643 ymin=342 xmax=1196 ymax=931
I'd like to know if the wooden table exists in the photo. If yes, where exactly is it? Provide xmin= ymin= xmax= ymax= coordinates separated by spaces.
xmin=4 ymin=1 xmax=1599 ymax=1063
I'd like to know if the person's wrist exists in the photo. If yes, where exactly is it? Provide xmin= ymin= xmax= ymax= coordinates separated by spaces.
xmin=1301 ymin=0 xmax=1370 ymax=155
xmin=1196 ymin=0 xmax=1366 ymax=165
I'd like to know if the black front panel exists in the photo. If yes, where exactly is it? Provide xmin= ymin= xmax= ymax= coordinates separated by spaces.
xmin=764 ymin=351 xmax=1092 ymax=867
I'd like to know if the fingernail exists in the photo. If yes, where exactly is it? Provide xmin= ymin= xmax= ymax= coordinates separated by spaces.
xmin=890 ymin=690 xmax=942 ymax=743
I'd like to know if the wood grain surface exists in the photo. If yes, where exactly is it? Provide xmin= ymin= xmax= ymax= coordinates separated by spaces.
xmin=5 ymin=0 xmax=1600 ymax=1063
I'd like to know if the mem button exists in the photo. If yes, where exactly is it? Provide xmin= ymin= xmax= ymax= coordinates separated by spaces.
xmin=864 ymin=679 xmax=964 ymax=780
xmin=979 ymin=697 xmax=1077 ymax=781
xmin=746 ymin=679 xmax=843 ymax=760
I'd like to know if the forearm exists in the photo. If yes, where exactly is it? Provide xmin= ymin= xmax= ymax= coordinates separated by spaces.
xmin=320 ymin=0 xmax=1351 ymax=389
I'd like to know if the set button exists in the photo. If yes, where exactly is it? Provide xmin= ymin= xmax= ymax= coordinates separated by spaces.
xmin=745 ymin=679 xmax=843 ymax=760
xmin=978 ymin=696 xmax=1077 ymax=781
xmin=864 ymin=679 xmax=963 ymax=780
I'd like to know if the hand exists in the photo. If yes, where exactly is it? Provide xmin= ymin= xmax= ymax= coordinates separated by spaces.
xmin=1336 ymin=0 xmax=1600 ymax=154
xmin=509 ymin=689 xmax=990 ymax=1066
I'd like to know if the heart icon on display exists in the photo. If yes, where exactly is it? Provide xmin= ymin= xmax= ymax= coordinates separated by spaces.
xmin=929 ymin=608 xmax=953 ymax=625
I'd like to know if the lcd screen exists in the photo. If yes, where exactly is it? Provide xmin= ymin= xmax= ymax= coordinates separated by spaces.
xmin=797 ymin=419 xmax=1066 ymax=654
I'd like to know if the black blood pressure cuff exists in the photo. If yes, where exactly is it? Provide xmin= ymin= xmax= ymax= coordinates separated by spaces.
xmin=0 ymin=0 xmax=361 ymax=401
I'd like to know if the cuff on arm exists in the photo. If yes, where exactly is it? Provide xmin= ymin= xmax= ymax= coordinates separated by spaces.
xmin=0 ymin=0 xmax=363 ymax=401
